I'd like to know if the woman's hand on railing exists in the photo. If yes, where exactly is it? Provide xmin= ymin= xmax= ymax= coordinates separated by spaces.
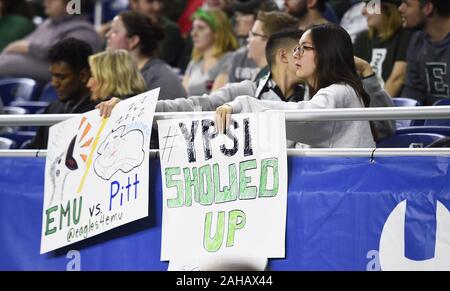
xmin=96 ymin=97 xmax=122 ymax=118
xmin=215 ymin=104 xmax=233 ymax=134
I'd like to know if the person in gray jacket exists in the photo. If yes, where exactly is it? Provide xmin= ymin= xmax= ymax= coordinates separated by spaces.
xmin=98 ymin=27 xmax=394 ymax=145
xmin=0 ymin=0 xmax=101 ymax=83
xmin=216 ymin=24 xmax=391 ymax=148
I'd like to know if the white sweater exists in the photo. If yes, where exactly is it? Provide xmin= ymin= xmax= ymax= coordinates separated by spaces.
xmin=227 ymin=83 xmax=376 ymax=148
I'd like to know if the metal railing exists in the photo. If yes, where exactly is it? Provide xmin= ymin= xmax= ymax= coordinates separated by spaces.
xmin=1 ymin=106 xmax=450 ymax=126
xmin=1 ymin=106 xmax=450 ymax=157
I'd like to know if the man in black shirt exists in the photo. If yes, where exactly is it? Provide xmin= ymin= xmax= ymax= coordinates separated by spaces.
xmin=27 ymin=38 xmax=98 ymax=149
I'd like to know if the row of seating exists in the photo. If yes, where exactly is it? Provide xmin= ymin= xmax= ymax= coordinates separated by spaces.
xmin=0 ymin=77 xmax=57 ymax=107
xmin=392 ymin=97 xmax=450 ymax=127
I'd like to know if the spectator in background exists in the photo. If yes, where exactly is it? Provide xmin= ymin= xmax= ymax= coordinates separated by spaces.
xmin=0 ymin=0 xmax=101 ymax=83
xmin=246 ymin=11 xmax=299 ymax=81
xmin=216 ymin=23 xmax=377 ymax=148
xmin=26 ymin=38 xmax=97 ymax=149
xmin=399 ymin=0 xmax=450 ymax=105
xmin=88 ymin=50 xmax=147 ymax=102
xmin=128 ymin=0 xmax=184 ymax=68
xmin=0 ymin=0 xmax=35 ymax=52
xmin=354 ymin=0 xmax=412 ymax=97
xmin=98 ymin=28 xmax=394 ymax=142
xmin=106 ymin=11 xmax=186 ymax=100
xmin=183 ymin=8 xmax=238 ymax=95
xmin=340 ymin=1 xmax=368 ymax=43
xmin=212 ymin=0 xmax=281 ymax=89
xmin=284 ymin=0 xmax=329 ymax=30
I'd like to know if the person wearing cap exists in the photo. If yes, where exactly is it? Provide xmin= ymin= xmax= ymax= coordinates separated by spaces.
xmin=353 ymin=0 xmax=412 ymax=97
xmin=398 ymin=0 xmax=450 ymax=105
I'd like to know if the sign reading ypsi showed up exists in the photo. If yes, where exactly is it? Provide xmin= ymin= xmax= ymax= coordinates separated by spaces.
xmin=158 ymin=112 xmax=288 ymax=262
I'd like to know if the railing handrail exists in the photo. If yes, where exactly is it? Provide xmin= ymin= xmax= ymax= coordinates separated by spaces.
xmin=1 ymin=106 xmax=450 ymax=126
xmin=2 ymin=148 xmax=450 ymax=158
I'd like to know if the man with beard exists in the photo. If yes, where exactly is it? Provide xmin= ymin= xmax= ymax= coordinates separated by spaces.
xmin=399 ymin=0 xmax=450 ymax=105
xmin=284 ymin=0 xmax=329 ymax=29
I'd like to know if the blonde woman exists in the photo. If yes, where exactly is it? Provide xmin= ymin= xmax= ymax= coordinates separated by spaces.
xmin=88 ymin=50 xmax=147 ymax=102
xmin=353 ymin=0 xmax=412 ymax=97
xmin=183 ymin=8 xmax=239 ymax=95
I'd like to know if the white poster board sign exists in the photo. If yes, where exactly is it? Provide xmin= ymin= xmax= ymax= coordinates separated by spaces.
xmin=40 ymin=89 xmax=158 ymax=254
xmin=158 ymin=112 xmax=287 ymax=268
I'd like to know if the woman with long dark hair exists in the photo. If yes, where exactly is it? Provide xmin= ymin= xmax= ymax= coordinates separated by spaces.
xmin=216 ymin=23 xmax=376 ymax=148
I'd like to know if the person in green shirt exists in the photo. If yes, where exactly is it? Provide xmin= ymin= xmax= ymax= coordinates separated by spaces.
xmin=353 ymin=0 xmax=412 ymax=97
xmin=0 ymin=0 xmax=35 ymax=52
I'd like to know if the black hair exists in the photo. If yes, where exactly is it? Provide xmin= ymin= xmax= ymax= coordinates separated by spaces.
xmin=265 ymin=28 xmax=304 ymax=67
xmin=308 ymin=23 xmax=369 ymax=105
xmin=425 ymin=0 xmax=450 ymax=17
xmin=119 ymin=11 xmax=165 ymax=57
xmin=47 ymin=38 xmax=93 ymax=73
xmin=308 ymin=23 xmax=376 ymax=138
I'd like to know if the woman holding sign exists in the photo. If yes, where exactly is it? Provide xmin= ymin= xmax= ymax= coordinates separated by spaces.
xmin=215 ymin=23 xmax=376 ymax=148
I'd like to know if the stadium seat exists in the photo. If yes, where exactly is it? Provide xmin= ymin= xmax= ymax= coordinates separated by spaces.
xmin=2 ymin=106 xmax=28 ymax=132
xmin=89 ymin=0 xmax=129 ymax=24
xmin=103 ymin=0 xmax=129 ymax=22
xmin=432 ymin=98 xmax=450 ymax=106
xmin=392 ymin=97 xmax=422 ymax=128
xmin=424 ymin=98 xmax=450 ymax=126
xmin=3 ymin=106 xmax=27 ymax=115
xmin=0 ymin=131 xmax=36 ymax=149
xmin=396 ymin=126 xmax=450 ymax=137
xmin=377 ymin=133 xmax=447 ymax=148
xmin=9 ymin=100 xmax=49 ymax=114
xmin=0 ymin=137 xmax=16 ymax=149
xmin=0 ymin=78 xmax=38 ymax=105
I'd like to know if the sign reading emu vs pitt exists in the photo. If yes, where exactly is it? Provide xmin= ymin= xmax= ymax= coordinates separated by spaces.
xmin=40 ymin=89 xmax=158 ymax=254
xmin=158 ymin=112 xmax=287 ymax=261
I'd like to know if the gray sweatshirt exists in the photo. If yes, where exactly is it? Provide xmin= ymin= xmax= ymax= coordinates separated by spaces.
xmin=226 ymin=83 xmax=376 ymax=148
xmin=401 ymin=30 xmax=450 ymax=105
xmin=0 ymin=16 xmax=101 ymax=83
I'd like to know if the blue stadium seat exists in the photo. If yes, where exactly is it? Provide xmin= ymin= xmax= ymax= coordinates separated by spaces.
xmin=396 ymin=126 xmax=450 ymax=137
xmin=3 ymin=106 xmax=28 ymax=132
xmin=0 ymin=78 xmax=38 ymax=105
xmin=432 ymin=98 xmax=450 ymax=106
xmin=38 ymin=82 xmax=58 ymax=102
xmin=3 ymin=106 xmax=27 ymax=115
xmin=392 ymin=97 xmax=422 ymax=128
xmin=10 ymin=100 xmax=49 ymax=114
xmin=89 ymin=0 xmax=130 ymax=24
xmin=0 ymin=131 xmax=36 ymax=149
xmin=377 ymin=133 xmax=447 ymax=148
xmin=424 ymin=98 xmax=450 ymax=126
xmin=103 ymin=0 xmax=129 ymax=22
xmin=0 ymin=137 xmax=16 ymax=149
